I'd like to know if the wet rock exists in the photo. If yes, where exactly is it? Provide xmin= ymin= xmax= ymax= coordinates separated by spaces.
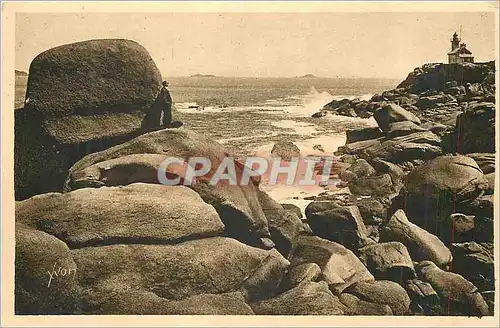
xmin=339 ymin=293 xmax=393 ymax=315
xmin=400 ymin=155 xmax=489 ymax=238
xmin=72 ymin=237 xmax=289 ymax=302
xmin=82 ymin=289 xmax=254 ymax=315
xmin=278 ymin=263 xmax=321 ymax=292
xmin=451 ymin=242 xmax=494 ymax=292
xmin=415 ymin=261 xmax=490 ymax=316
xmin=357 ymin=242 xmax=415 ymax=282
xmin=386 ymin=121 xmax=427 ymax=138
xmin=346 ymin=127 xmax=384 ymax=144
xmin=347 ymin=280 xmax=411 ymax=315
xmin=373 ymin=103 xmax=421 ymax=132
xmin=251 ymin=281 xmax=347 ymax=315
xmin=16 ymin=184 xmax=225 ymax=248
xmin=15 ymin=223 xmax=79 ymax=314
xmin=280 ymin=203 xmax=303 ymax=219
xmin=379 ymin=210 xmax=452 ymax=268
xmin=405 ymin=279 xmax=441 ymax=315
xmin=306 ymin=205 xmax=371 ymax=250
xmin=271 ymin=141 xmax=300 ymax=161
xmin=257 ymin=190 xmax=309 ymax=256
xmin=288 ymin=235 xmax=374 ymax=294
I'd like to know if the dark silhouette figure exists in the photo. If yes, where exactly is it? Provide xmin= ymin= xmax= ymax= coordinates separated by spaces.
xmin=159 ymin=81 xmax=173 ymax=127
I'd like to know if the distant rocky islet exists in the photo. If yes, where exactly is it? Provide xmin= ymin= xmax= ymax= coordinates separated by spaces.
xmin=14 ymin=38 xmax=495 ymax=316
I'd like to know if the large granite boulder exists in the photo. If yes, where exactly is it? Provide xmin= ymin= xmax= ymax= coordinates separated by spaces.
xmin=338 ymin=293 xmax=393 ymax=315
xmin=451 ymin=242 xmax=494 ymax=292
xmin=373 ymin=103 xmax=421 ymax=132
xmin=65 ymin=129 xmax=272 ymax=248
xmin=379 ymin=210 xmax=452 ymax=268
xmin=15 ymin=223 xmax=79 ymax=314
xmin=288 ymin=235 xmax=374 ymax=294
xmin=250 ymin=281 xmax=347 ymax=315
xmin=346 ymin=280 xmax=411 ymax=315
xmin=16 ymin=184 xmax=224 ymax=248
xmin=357 ymin=242 xmax=415 ymax=281
xmin=270 ymin=141 xmax=300 ymax=161
xmin=82 ymin=290 xmax=254 ymax=315
xmin=72 ymin=237 xmax=289 ymax=302
xmin=15 ymin=39 xmax=163 ymax=200
xmin=396 ymin=155 xmax=489 ymax=238
xmin=257 ymin=190 xmax=309 ymax=256
xmin=415 ymin=261 xmax=490 ymax=316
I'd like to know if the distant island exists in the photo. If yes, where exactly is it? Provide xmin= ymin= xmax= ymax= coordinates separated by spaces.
xmin=190 ymin=74 xmax=216 ymax=78
xmin=297 ymin=74 xmax=317 ymax=78
xmin=15 ymin=70 xmax=28 ymax=77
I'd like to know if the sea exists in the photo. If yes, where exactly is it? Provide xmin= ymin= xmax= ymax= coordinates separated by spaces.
xmin=15 ymin=75 xmax=400 ymax=209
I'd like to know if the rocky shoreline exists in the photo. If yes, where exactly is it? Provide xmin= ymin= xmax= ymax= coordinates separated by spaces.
xmin=15 ymin=39 xmax=495 ymax=316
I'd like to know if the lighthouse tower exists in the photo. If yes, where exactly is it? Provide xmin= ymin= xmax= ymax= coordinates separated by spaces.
xmin=450 ymin=32 xmax=460 ymax=51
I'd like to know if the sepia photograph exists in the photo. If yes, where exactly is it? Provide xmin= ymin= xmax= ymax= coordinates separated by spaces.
xmin=1 ymin=1 xmax=499 ymax=326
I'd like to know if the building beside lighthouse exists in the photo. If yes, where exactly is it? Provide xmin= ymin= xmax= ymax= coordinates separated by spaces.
xmin=448 ymin=32 xmax=474 ymax=64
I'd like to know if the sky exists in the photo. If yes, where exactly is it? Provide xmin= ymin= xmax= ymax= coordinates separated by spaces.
xmin=15 ymin=12 xmax=496 ymax=79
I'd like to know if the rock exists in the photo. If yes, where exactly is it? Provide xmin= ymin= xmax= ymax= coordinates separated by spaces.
xmin=405 ymin=279 xmax=440 ymax=315
xmin=339 ymin=169 xmax=358 ymax=182
xmin=379 ymin=210 xmax=452 ymax=268
xmin=447 ymin=213 xmax=475 ymax=242
xmin=369 ymin=158 xmax=405 ymax=184
xmin=306 ymin=205 xmax=371 ymax=250
xmin=16 ymin=184 xmax=225 ymax=248
xmin=15 ymin=223 xmax=79 ymax=314
xmin=278 ymin=263 xmax=321 ymax=292
xmin=339 ymin=293 xmax=393 ymax=315
xmin=397 ymin=61 xmax=495 ymax=93
xmin=288 ymin=235 xmax=374 ymax=294
xmin=467 ymin=153 xmax=495 ymax=174
xmin=357 ymin=242 xmax=415 ymax=281
xmin=349 ymin=174 xmax=397 ymax=197
xmin=72 ymin=237 xmax=289 ymax=302
xmin=304 ymin=201 xmax=341 ymax=219
xmin=360 ymin=132 xmax=442 ymax=164
xmin=399 ymin=155 xmax=489 ymax=238
xmin=456 ymin=102 xmax=495 ymax=154
xmin=271 ymin=141 xmax=300 ymax=161
xmin=280 ymin=203 xmax=303 ymax=219
xmin=15 ymin=39 xmax=163 ymax=200
xmin=346 ymin=159 xmax=376 ymax=178
xmin=338 ymin=138 xmax=383 ymax=156
xmin=82 ymin=289 xmax=254 ymax=315
xmin=24 ymin=39 xmax=161 ymax=118
xmin=65 ymin=129 xmax=272 ymax=248
xmin=355 ymin=198 xmax=387 ymax=225
xmin=451 ymin=242 xmax=494 ymax=292
xmin=415 ymin=94 xmax=456 ymax=110
xmin=415 ymin=261 xmax=490 ymax=316
xmin=346 ymin=127 xmax=384 ymax=144
xmin=312 ymin=111 xmax=327 ymax=118
xmin=257 ymin=190 xmax=309 ymax=256
xmin=484 ymin=172 xmax=495 ymax=194
xmin=373 ymin=103 xmax=421 ymax=132
xmin=386 ymin=121 xmax=427 ymax=138
xmin=250 ymin=281 xmax=347 ymax=315
xmin=347 ymin=280 xmax=411 ymax=315
xmin=420 ymin=121 xmax=449 ymax=136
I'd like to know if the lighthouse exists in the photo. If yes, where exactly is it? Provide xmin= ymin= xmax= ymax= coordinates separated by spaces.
xmin=448 ymin=31 xmax=474 ymax=64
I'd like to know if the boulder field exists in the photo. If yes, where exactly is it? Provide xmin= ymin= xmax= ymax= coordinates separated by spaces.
xmin=15 ymin=40 xmax=495 ymax=316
